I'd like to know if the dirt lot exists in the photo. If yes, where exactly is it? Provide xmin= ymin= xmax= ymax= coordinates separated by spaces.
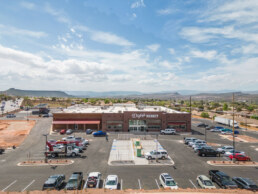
xmin=0 ymin=120 xmax=35 ymax=148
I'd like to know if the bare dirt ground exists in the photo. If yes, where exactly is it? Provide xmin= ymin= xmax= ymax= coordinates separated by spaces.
xmin=0 ymin=120 xmax=35 ymax=148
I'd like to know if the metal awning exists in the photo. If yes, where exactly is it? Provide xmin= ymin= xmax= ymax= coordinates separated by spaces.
xmin=53 ymin=120 xmax=100 ymax=124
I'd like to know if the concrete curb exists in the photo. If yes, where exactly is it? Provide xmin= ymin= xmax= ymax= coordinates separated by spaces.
xmin=207 ymin=161 xmax=258 ymax=167
xmin=17 ymin=160 xmax=74 ymax=167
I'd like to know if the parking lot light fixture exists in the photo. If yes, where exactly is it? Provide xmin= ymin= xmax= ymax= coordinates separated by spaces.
xmin=43 ymin=134 xmax=48 ymax=163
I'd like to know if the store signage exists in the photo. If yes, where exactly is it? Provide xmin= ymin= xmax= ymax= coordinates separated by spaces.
xmin=132 ymin=113 xmax=159 ymax=119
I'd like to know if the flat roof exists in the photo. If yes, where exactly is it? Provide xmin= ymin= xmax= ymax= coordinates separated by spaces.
xmin=58 ymin=104 xmax=187 ymax=114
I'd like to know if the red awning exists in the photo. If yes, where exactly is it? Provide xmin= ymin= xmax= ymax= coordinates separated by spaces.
xmin=53 ymin=120 xmax=100 ymax=124
xmin=168 ymin=122 xmax=186 ymax=125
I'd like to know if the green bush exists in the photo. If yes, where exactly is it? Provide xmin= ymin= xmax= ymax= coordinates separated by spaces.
xmin=251 ymin=115 xmax=258 ymax=120
xmin=201 ymin=112 xmax=210 ymax=118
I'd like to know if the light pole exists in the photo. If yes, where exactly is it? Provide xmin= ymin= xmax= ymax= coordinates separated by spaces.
xmin=43 ymin=134 xmax=48 ymax=163
xmin=232 ymin=93 xmax=235 ymax=163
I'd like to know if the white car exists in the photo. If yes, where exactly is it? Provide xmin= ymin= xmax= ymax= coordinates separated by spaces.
xmin=192 ymin=140 xmax=206 ymax=149
xmin=159 ymin=173 xmax=178 ymax=189
xmin=160 ymin=128 xmax=176 ymax=135
xmin=104 ymin=175 xmax=118 ymax=190
xmin=192 ymin=143 xmax=207 ymax=150
xmin=216 ymin=146 xmax=234 ymax=154
xmin=145 ymin=150 xmax=168 ymax=160
xmin=62 ymin=136 xmax=75 ymax=141
xmin=196 ymin=175 xmax=216 ymax=189
xmin=210 ymin=128 xmax=221 ymax=132
xmin=188 ymin=139 xmax=200 ymax=147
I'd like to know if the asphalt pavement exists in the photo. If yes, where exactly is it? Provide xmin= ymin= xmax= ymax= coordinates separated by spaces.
xmin=0 ymin=116 xmax=258 ymax=191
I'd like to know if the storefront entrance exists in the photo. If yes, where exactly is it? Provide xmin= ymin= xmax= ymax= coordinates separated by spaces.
xmin=129 ymin=120 xmax=147 ymax=132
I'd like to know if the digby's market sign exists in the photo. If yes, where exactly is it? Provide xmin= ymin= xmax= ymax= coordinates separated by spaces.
xmin=132 ymin=113 xmax=159 ymax=119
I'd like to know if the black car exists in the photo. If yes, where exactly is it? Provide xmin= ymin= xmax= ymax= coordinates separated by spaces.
xmin=197 ymin=123 xmax=208 ymax=128
xmin=42 ymin=174 xmax=65 ymax=190
xmin=233 ymin=177 xmax=258 ymax=191
xmin=198 ymin=148 xmax=220 ymax=157
xmin=0 ymin=148 xmax=5 ymax=154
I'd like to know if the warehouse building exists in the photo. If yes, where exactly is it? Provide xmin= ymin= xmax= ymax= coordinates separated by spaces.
xmin=52 ymin=104 xmax=191 ymax=133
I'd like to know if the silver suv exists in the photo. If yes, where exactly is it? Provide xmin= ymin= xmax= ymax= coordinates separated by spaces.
xmin=144 ymin=150 xmax=168 ymax=160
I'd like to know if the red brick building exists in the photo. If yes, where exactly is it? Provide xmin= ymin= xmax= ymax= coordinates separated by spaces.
xmin=52 ymin=104 xmax=191 ymax=133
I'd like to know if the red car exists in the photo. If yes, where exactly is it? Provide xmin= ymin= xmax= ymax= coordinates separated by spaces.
xmin=228 ymin=153 xmax=251 ymax=161
xmin=60 ymin=129 xmax=66 ymax=135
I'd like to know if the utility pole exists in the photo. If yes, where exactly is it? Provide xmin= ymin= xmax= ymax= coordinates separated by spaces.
xmin=43 ymin=134 xmax=48 ymax=163
xmin=189 ymin=96 xmax=192 ymax=114
xmin=232 ymin=93 xmax=235 ymax=162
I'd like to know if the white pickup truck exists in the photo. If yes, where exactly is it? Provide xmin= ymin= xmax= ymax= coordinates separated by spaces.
xmin=161 ymin=128 xmax=176 ymax=135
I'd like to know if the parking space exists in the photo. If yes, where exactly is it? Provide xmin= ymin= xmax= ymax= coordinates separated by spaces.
xmin=0 ymin=116 xmax=258 ymax=191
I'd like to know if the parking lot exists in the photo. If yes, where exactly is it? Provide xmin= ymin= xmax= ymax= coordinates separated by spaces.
xmin=0 ymin=115 xmax=258 ymax=191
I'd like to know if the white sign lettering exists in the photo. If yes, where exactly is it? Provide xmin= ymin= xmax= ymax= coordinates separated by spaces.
xmin=132 ymin=113 xmax=158 ymax=119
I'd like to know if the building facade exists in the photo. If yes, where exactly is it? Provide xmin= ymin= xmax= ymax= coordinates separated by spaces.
xmin=52 ymin=104 xmax=191 ymax=133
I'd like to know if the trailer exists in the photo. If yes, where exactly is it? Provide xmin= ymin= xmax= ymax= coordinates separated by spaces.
xmin=214 ymin=117 xmax=239 ymax=128
xmin=45 ymin=141 xmax=79 ymax=158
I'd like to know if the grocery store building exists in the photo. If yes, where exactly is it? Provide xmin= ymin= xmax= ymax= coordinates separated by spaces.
xmin=52 ymin=104 xmax=191 ymax=133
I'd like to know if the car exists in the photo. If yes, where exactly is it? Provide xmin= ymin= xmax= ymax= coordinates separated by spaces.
xmin=221 ymin=128 xmax=239 ymax=135
xmin=196 ymin=175 xmax=216 ymax=189
xmin=104 ymin=175 xmax=119 ymax=190
xmin=65 ymin=172 xmax=83 ymax=190
xmin=42 ymin=114 xmax=49 ymax=118
xmin=216 ymin=146 xmax=234 ymax=154
xmin=60 ymin=129 xmax=66 ymax=135
xmin=0 ymin=148 xmax=5 ymax=154
xmin=223 ymin=150 xmax=245 ymax=157
xmin=184 ymin=137 xmax=197 ymax=145
xmin=188 ymin=139 xmax=200 ymax=147
xmin=84 ymin=172 xmax=102 ymax=189
xmin=228 ymin=153 xmax=251 ymax=161
xmin=74 ymin=137 xmax=89 ymax=146
xmin=86 ymin=129 xmax=93 ymax=134
xmin=232 ymin=177 xmax=258 ymax=191
xmin=209 ymin=170 xmax=238 ymax=189
xmin=194 ymin=145 xmax=211 ymax=153
xmin=6 ymin=114 xmax=16 ymax=118
xmin=210 ymin=128 xmax=222 ymax=132
xmin=145 ymin=150 xmax=168 ymax=160
xmin=197 ymin=123 xmax=208 ymax=128
xmin=42 ymin=174 xmax=65 ymax=190
xmin=62 ymin=136 xmax=75 ymax=141
xmin=159 ymin=173 xmax=178 ymax=189
xmin=160 ymin=128 xmax=176 ymax=135
xmin=192 ymin=140 xmax=206 ymax=149
xmin=66 ymin=129 xmax=73 ymax=135
xmin=93 ymin=130 xmax=107 ymax=137
xmin=198 ymin=148 xmax=220 ymax=157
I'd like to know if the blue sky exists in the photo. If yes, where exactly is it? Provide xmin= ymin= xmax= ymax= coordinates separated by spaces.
xmin=0 ymin=0 xmax=257 ymax=92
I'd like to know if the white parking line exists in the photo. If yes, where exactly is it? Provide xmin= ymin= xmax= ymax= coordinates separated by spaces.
xmin=21 ymin=180 xmax=35 ymax=192
xmin=155 ymin=179 xmax=160 ymax=189
xmin=189 ymin=179 xmax=197 ymax=189
xmin=121 ymin=179 xmax=123 ymax=190
xmin=138 ymin=179 xmax=141 ymax=189
xmin=2 ymin=180 xmax=17 ymax=192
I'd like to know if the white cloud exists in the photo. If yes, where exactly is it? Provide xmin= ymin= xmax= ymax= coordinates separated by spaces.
xmin=132 ymin=13 xmax=137 ymax=19
xmin=157 ymin=8 xmax=174 ymax=15
xmin=20 ymin=1 xmax=35 ymax=10
xmin=190 ymin=49 xmax=217 ymax=60
xmin=90 ymin=31 xmax=134 ymax=47
xmin=131 ymin=0 xmax=145 ymax=9
xmin=0 ymin=24 xmax=47 ymax=39
xmin=168 ymin=48 xmax=175 ymax=55
xmin=44 ymin=3 xmax=70 ymax=24
xmin=232 ymin=44 xmax=258 ymax=55
xmin=180 ymin=26 xmax=258 ymax=43
xmin=74 ymin=25 xmax=134 ymax=47
xmin=146 ymin=44 xmax=160 ymax=52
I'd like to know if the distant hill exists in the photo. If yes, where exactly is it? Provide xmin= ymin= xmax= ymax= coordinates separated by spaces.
xmin=2 ymin=88 xmax=72 ymax=98
xmin=124 ymin=92 xmax=181 ymax=100
xmin=65 ymin=91 xmax=142 ymax=98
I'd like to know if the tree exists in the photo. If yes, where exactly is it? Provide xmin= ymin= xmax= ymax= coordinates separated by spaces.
xmin=83 ymin=98 xmax=88 ymax=103
xmin=51 ymin=97 xmax=56 ymax=101
xmin=201 ymin=112 xmax=210 ymax=118
xmin=236 ymin=107 xmax=242 ymax=112
xmin=247 ymin=105 xmax=254 ymax=112
xmin=180 ymin=100 xmax=184 ymax=105
xmin=104 ymin=99 xmax=110 ymax=104
xmin=223 ymin=103 xmax=228 ymax=111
